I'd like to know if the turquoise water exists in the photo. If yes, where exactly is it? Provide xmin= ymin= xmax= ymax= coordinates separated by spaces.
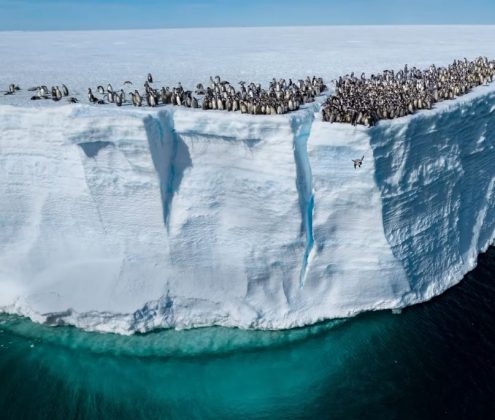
xmin=2 ymin=249 xmax=495 ymax=419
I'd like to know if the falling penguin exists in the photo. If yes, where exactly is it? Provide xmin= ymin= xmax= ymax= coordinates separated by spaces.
xmin=352 ymin=156 xmax=364 ymax=169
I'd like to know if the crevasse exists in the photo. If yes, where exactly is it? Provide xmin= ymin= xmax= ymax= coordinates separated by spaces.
xmin=144 ymin=110 xmax=192 ymax=229
xmin=291 ymin=112 xmax=316 ymax=287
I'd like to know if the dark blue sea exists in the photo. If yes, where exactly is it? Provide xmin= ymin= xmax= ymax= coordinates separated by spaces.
xmin=1 ymin=248 xmax=495 ymax=419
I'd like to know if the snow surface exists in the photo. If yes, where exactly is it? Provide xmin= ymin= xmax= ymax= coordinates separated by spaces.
xmin=1 ymin=27 xmax=495 ymax=333
xmin=1 ymin=26 xmax=495 ymax=107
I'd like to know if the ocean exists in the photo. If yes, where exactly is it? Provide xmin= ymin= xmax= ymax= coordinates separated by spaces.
xmin=1 ymin=248 xmax=495 ymax=419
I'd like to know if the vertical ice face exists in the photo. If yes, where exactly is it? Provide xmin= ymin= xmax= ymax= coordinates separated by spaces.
xmin=1 ymin=85 xmax=495 ymax=334
xmin=370 ymin=89 xmax=495 ymax=301
xmin=303 ymin=122 xmax=410 ymax=317
xmin=140 ymin=108 xmax=318 ymax=326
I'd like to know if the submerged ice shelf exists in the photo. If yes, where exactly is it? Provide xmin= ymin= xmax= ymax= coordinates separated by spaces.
xmin=1 ymin=84 xmax=495 ymax=334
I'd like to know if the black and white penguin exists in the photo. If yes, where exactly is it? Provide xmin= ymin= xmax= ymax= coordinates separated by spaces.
xmin=55 ymin=86 xmax=63 ymax=100
xmin=352 ymin=156 xmax=364 ymax=169
xmin=88 ymin=88 xmax=98 ymax=103
xmin=133 ymin=90 xmax=142 ymax=106
xmin=4 ymin=84 xmax=16 ymax=95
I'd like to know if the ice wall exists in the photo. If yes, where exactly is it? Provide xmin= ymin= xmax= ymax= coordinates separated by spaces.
xmin=1 ymin=85 xmax=494 ymax=334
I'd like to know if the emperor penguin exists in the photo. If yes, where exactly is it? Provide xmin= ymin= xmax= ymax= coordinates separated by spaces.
xmin=51 ymin=86 xmax=58 ymax=100
xmin=352 ymin=156 xmax=364 ymax=169
xmin=55 ymin=86 xmax=63 ymax=100
xmin=149 ymin=93 xmax=157 ymax=107
xmin=134 ymin=90 xmax=142 ymax=106
xmin=87 ymin=88 xmax=97 ymax=103
xmin=38 ymin=86 xmax=49 ymax=98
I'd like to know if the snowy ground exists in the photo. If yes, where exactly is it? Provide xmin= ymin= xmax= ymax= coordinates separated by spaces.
xmin=1 ymin=26 xmax=495 ymax=333
xmin=1 ymin=26 xmax=495 ymax=106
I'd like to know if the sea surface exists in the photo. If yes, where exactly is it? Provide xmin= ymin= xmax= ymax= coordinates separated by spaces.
xmin=1 ymin=249 xmax=495 ymax=419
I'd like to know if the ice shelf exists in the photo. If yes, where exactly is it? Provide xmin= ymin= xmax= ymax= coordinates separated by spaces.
xmin=1 ymin=84 xmax=495 ymax=334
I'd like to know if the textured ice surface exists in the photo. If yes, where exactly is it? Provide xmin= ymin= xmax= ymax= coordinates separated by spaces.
xmin=1 ymin=27 xmax=495 ymax=333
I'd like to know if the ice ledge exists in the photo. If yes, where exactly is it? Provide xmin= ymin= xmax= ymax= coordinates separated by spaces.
xmin=1 ymin=86 xmax=495 ymax=334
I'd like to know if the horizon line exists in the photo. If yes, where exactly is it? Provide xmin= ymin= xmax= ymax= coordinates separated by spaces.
xmin=1 ymin=23 xmax=495 ymax=33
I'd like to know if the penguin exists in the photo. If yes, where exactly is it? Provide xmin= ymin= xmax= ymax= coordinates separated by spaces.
xmin=35 ymin=87 xmax=46 ymax=99
xmin=62 ymin=84 xmax=69 ymax=97
xmin=129 ymin=92 xmax=136 ymax=106
xmin=107 ymin=91 xmax=115 ymax=103
xmin=352 ymin=156 xmax=364 ymax=169
xmin=134 ymin=91 xmax=142 ymax=106
xmin=88 ymin=88 xmax=98 ymax=103
xmin=4 ymin=84 xmax=16 ymax=95
xmin=147 ymin=73 xmax=153 ymax=83
xmin=97 ymin=85 xmax=105 ymax=94
xmin=149 ymin=93 xmax=157 ymax=107
xmin=159 ymin=87 xmax=167 ymax=104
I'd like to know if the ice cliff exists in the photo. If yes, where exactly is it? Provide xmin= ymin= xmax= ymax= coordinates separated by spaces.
xmin=1 ymin=85 xmax=495 ymax=334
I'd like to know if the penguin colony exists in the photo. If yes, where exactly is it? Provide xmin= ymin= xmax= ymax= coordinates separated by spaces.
xmin=322 ymin=56 xmax=495 ymax=126
xmin=4 ymin=72 xmax=325 ymax=115
xmin=87 ymin=74 xmax=326 ymax=115
xmin=4 ymin=57 xmax=495 ymax=123
xmin=199 ymin=76 xmax=326 ymax=114
xmin=6 ymin=84 xmax=76 ymax=102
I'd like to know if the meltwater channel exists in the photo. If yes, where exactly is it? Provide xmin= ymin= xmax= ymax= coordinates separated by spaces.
xmin=2 ymin=248 xmax=495 ymax=419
